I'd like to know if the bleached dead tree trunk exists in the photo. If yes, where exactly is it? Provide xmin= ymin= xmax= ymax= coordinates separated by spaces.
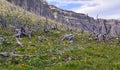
xmin=102 ymin=20 xmax=112 ymax=42
xmin=16 ymin=38 xmax=23 ymax=47
xmin=44 ymin=16 xmax=49 ymax=33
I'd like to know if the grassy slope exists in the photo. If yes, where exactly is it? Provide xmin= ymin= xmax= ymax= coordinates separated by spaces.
xmin=0 ymin=0 xmax=69 ymax=30
xmin=0 ymin=0 xmax=120 ymax=70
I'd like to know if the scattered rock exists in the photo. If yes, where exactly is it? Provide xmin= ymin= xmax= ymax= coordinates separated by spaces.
xmin=0 ymin=52 xmax=10 ymax=62
xmin=62 ymin=34 xmax=74 ymax=41
xmin=0 ymin=52 xmax=35 ymax=62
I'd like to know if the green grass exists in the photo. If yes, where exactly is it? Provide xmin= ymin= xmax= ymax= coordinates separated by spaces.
xmin=0 ymin=28 xmax=120 ymax=70
xmin=0 ymin=0 xmax=120 ymax=70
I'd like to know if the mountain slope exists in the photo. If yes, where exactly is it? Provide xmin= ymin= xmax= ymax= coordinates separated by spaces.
xmin=0 ymin=0 xmax=70 ymax=32
xmin=6 ymin=0 xmax=120 ymax=36
xmin=0 ymin=0 xmax=120 ymax=70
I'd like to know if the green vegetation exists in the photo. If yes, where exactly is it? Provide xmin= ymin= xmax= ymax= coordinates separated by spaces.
xmin=0 ymin=28 xmax=120 ymax=70
xmin=0 ymin=0 xmax=68 ymax=31
xmin=0 ymin=0 xmax=120 ymax=70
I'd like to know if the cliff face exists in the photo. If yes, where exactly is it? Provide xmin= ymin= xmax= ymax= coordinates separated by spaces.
xmin=6 ymin=0 xmax=120 ymax=36
xmin=6 ymin=0 xmax=51 ymax=17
